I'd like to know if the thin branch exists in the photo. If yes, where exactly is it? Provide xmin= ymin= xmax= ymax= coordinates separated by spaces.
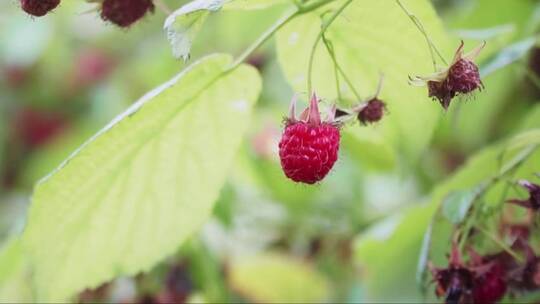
xmin=395 ymin=0 xmax=447 ymax=70
xmin=307 ymin=0 xmax=353 ymax=95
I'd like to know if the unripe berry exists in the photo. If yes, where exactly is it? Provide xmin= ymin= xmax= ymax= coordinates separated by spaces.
xmin=278 ymin=94 xmax=340 ymax=184
xmin=101 ymin=0 xmax=154 ymax=28
xmin=20 ymin=0 xmax=60 ymax=17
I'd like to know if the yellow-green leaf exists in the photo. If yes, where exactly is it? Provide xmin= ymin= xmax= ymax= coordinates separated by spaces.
xmin=229 ymin=253 xmax=329 ymax=303
xmin=22 ymin=54 xmax=261 ymax=301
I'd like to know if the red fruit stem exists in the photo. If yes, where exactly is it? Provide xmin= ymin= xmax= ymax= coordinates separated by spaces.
xmin=307 ymin=93 xmax=321 ymax=126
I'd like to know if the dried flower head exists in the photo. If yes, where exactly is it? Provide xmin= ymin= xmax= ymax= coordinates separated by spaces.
xmin=410 ymin=41 xmax=485 ymax=110
xmin=507 ymin=180 xmax=540 ymax=211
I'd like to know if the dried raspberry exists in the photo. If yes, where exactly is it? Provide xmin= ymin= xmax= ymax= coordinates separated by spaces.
xmin=431 ymin=245 xmax=475 ymax=304
xmin=278 ymin=94 xmax=340 ymax=184
xmin=472 ymin=261 xmax=507 ymax=304
xmin=507 ymin=180 xmax=540 ymax=210
xmin=411 ymin=41 xmax=485 ymax=110
xmin=20 ymin=0 xmax=60 ymax=17
xmin=358 ymin=98 xmax=386 ymax=124
xmin=101 ymin=0 xmax=154 ymax=28
xmin=336 ymin=75 xmax=387 ymax=125
xmin=448 ymin=59 xmax=482 ymax=94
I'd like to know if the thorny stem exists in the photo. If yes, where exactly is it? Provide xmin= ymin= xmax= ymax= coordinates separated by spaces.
xmin=307 ymin=0 xmax=353 ymax=95
xmin=395 ymin=0 xmax=447 ymax=70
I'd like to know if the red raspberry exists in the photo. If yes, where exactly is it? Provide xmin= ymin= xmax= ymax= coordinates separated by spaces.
xmin=20 ymin=0 xmax=60 ymax=17
xmin=278 ymin=94 xmax=340 ymax=184
xmin=101 ymin=0 xmax=154 ymax=28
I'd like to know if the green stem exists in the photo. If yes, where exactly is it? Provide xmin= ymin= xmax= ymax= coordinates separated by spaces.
xmin=475 ymin=225 xmax=524 ymax=263
xmin=307 ymin=0 xmax=353 ymax=95
xmin=322 ymin=35 xmax=362 ymax=101
xmin=230 ymin=6 xmax=299 ymax=69
xmin=395 ymin=0 xmax=447 ymax=70
xmin=322 ymin=35 xmax=345 ymax=102
xmin=229 ymin=0 xmax=337 ymax=72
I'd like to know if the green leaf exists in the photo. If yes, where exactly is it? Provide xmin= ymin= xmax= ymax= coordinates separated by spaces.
xmin=22 ymin=54 xmax=261 ymax=301
xmin=480 ymin=37 xmax=535 ymax=77
xmin=223 ymin=0 xmax=288 ymax=10
xmin=0 ymin=238 xmax=32 ymax=302
xmin=342 ymin=128 xmax=396 ymax=171
xmin=415 ymin=219 xmax=432 ymax=294
xmin=228 ymin=253 xmax=329 ymax=303
xmin=276 ymin=0 xmax=452 ymax=161
xmin=164 ymin=0 xmax=225 ymax=61
xmin=441 ymin=190 xmax=478 ymax=225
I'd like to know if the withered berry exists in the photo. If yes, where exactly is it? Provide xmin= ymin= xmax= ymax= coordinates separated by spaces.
xmin=411 ymin=41 xmax=485 ymax=110
xmin=357 ymin=98 xmax=386 ymax=124
xmin=507 ymin=180 xmax=540 ymax=210
xmin=101 ymin=0 xmax=154 ymax=28
xmin=20 ymin=0 xmax=60 ymax=17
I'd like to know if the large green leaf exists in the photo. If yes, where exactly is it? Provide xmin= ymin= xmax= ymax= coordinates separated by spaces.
xmin=228 ymin=253 xmax=329 ymax=303
xmin=0 ymin=238 xmax=32 ymax=303
xmin=22 ymin=54 xmax=261 ymax=301
xmin=276 ymin=0 xmax=452 ymax=160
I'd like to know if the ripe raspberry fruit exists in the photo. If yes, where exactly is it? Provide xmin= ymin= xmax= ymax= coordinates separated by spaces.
xmin=411 ymin=41 xmax=485 ymax=110
xmin=20 ymin=0 xmax=60 ymax=17
xmin=101 ymin=0 xmax=154 ymax=28
xmin=278 ymin=94 xmax=340 ymax=184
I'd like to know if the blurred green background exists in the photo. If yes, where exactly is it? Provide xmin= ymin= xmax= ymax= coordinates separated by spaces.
xmin=1 ymin=0 xmax=540 ymax=303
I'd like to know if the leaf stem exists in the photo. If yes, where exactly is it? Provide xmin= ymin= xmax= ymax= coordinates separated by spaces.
xmin=230 ymin=6 xmax=299 ymax=69
xmin=229 ymin=0 xmax=337 ymax=71
xmin=322 ymin=36 xmax=362 ymax=102
xmin=475 ymin=225 xmax=524 ymax=263
xmin=307 ymin=0 xmax=353 ymax=95
xmin=395 ymin=0 xmax=447 ymax=70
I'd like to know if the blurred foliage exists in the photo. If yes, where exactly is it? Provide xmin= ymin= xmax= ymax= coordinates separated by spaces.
xmin=0 ymin=0 xmax=539 ymax=303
